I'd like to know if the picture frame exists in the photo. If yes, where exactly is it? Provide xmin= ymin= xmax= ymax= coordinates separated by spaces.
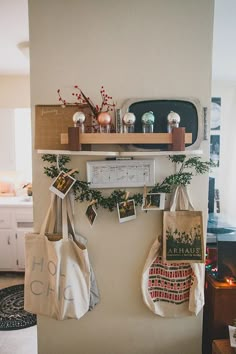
xmin=86 ymin=159 xmax=155 ymax=188
xmin=35 ymin=104 xmax=92 ymax=150
xmin=142 ymin=193 xmax=165 ymax=210
xmin=210 ymin=97 xmax=221 ymax=131
xmin=117 ymin=199 xmax=136 ymax=223
xmin=85 ymin=204 xmax=97 ymax=226
xmin=49 ymin=171 xmax=76 ymax=199
xmin=210 ymin=134 xmax=220 ymax=167
xmin=120 ymin=97 xmax=203 ymax=151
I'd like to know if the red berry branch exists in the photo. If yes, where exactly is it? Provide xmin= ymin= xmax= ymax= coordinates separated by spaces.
xmin=57 ymin=85 xmax=116 ymax=118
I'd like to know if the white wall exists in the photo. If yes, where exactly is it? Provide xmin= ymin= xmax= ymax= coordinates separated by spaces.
xmin=211 ymin=81 xmax=236 ymax=224
xmin=29 ymin=1 xmax=214 ymax=353
xmin=14 ymin=108 xmax=32 ymax=182
xmin=0 ymin=74 xmax=31 ymax=188
xmin=212 ymin=0 xmax=236 ymax=81
xmin=0 ymin=109 xmax=15 ymax=170
xmin=0 ymin=75 xmax=30 ymax=108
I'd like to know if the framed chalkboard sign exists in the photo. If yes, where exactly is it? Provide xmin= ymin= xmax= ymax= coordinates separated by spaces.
xmin=120 ymin=98 xmax=203 ymax=151
xmin=87 ymin=159 xmax=155 ymax=188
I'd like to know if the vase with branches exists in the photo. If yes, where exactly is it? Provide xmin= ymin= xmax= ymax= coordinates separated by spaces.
xmin=57 ymin=85 xmax=116 ymax=132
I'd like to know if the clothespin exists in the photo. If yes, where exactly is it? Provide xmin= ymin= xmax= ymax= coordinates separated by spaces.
xmin=89 ymin=199 xmax=97 ymax=207
xmin=64 ymin=168 xmax=78 ymax=177
xmin=123 ymin=191 xmax=130 ymax=207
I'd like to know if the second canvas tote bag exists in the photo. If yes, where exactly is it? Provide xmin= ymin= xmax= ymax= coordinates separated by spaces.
xmin=163 ymin=186 xmax=205 ymax=263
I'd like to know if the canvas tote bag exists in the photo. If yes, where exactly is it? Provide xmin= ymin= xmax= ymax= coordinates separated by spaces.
xmin=66 ymin=196 xmax=100 ymax=311
xmin=163 ymin=186 xmax=205 ymax=263
xmin=24 ymin=194 xmax=91 ymax=320
xmin=141 ymin=237 xmax=205 ymax=317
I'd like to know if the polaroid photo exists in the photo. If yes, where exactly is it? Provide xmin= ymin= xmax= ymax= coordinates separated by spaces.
xmin=142 ymin=193 xmax=165 ymax=211
xmin=117 ymin=199 xmax=136 ymax=223
xmin=49 ymin=171 xmax=76 ymax=199
xmin=85 ymin=204 xmax=97 ymax=226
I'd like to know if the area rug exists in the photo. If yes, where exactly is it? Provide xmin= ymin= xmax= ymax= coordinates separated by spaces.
xmin=0 ymin=284 xmax=37 ymax=330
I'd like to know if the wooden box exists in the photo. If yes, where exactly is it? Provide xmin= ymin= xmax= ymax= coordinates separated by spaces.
xmin=212 ymin=339 xmax=236 ymax=354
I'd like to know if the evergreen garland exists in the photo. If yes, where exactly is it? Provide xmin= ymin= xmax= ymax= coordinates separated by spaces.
xmin=42 ymin=154 xmax=215 ymax=212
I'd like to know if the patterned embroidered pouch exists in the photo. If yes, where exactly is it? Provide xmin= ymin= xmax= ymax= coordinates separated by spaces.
xmin=141 ymin=238 xmax=204 ymax=317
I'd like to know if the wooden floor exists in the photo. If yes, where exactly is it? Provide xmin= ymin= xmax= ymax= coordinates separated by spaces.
xmin=0 ymin=272 xmax=25 ymax=289
xmin=0 ymin=272 xmax=37 ymax=354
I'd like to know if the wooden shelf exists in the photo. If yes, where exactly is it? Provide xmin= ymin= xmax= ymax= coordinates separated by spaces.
xmin=79 ymin=133 xmax=192 ymax=145
xmin=36 ymin=131 xmax=202 ymax=156
xmin=37 ymin=149 xmax=203 ymax=157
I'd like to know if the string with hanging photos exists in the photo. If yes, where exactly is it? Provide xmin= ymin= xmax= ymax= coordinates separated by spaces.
xmin=42 ymin=154 xmax=215 ymax=213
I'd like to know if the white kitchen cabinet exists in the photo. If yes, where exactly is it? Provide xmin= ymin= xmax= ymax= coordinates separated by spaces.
xmin=16 ymin=229 xmax=28 ymax=269
xmin=0 ymin=199 xmax=33 ymax=271
xmin=0 ymin=230 xmax=16 ymax=269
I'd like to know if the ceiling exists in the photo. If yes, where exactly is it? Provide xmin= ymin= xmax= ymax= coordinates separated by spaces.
xmin=0 ymin=1 xmax=235 ymax=80
xmin=0 ymin=0 xmax=29 ymax=75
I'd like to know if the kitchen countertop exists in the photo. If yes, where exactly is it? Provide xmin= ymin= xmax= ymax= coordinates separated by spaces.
xmin=0 ymin=196 xmax=33 ymax=207
xmin=207 ymin=213 xmax=236 ymax=244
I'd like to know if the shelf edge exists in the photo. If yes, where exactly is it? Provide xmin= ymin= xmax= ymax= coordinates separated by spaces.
xmin=37 ymin=149 xmax=203 ymax=156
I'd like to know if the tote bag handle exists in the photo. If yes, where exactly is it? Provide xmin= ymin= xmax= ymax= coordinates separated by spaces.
xmin=170 ymin=185 xmax=194 ymax=212
xmin=62 ymin=197 xmax=69 ymax=241
xmin=66 ymin=195 xmax=76 ymax=237
xmin=40 ymin=193 xmax=57 ymax=237
xmin=40 ymin=193 xmax=69 ymax=241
